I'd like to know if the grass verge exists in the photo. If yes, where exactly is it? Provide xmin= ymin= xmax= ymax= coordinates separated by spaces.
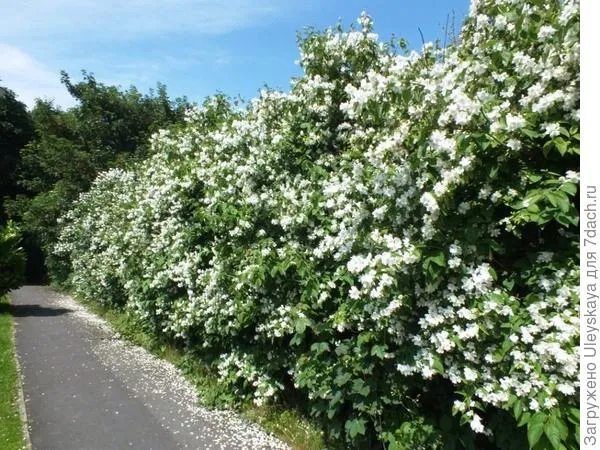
xmin=0 ymin=295 xmax=26 ymax=450
xmin=74 ymin=295 xmax=326 ymax=450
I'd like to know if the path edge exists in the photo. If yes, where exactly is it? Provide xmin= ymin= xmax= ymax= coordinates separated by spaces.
xmin=10 ymin=295 xmax=32 ymax=450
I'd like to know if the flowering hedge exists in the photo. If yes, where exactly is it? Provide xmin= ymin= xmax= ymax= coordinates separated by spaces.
xmin=54 ymin=0 xmax=580 ymax=448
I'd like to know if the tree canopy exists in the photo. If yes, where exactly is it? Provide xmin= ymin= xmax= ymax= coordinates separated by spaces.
xmin=3 ymin=72 xmax=190 ymax=280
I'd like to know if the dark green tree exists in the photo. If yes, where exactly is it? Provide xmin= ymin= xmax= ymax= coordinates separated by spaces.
xmin=4 ymin=71 xmax=190 ymax=281
xmin=0 ymin=84 xmax=34 ymax=223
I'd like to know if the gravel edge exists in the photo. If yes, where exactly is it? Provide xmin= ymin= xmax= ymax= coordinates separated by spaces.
xmin=11 ymin=301 xmax=31 ymax=450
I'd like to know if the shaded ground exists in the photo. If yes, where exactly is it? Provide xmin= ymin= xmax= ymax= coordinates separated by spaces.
xmin=9 ymin=286 xmax=288 ymax=450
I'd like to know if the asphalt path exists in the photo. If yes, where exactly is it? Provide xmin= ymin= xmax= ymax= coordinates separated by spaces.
xmin=9 ymin=286 xmax=288 ymax=450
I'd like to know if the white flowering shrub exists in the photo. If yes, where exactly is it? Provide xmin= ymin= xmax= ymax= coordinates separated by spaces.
xmin=54 ymin=0 xmax=580 ymax=448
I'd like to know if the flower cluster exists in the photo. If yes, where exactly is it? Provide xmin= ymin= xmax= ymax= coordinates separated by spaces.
xmin=54 ymin=0 xmax=580 ymax=448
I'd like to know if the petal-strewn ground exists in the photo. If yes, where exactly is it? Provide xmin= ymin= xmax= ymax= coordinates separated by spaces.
xmin=9 ymin=286 xmax=289 ymax=450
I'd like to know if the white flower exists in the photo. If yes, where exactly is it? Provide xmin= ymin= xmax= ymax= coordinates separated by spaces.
xmin=458 ymin=202 xmax=471 ymax=214
xmin=454 ymin=400 xmax=467 ymax=412
xmin=470 ymin=414 xmax=485 ymax=433
xmin=464 ymin=367 xmax=478 ymax=381
xmin=542 ymin=122 xmax=561 ymax=138
xmin=347 ymin=254 xmax=372 ymax=274
xmin=560 ymin=1 xmax=579 ymax=25
xmin=476 ymin=14 xmax=489 ymax=28
xmin=349 ymin=286 xmax=361 ymax=300
xmin=462 ymin=263 xmax=494 ymax=294
xmin=563 ymin=170 xmax=579 ymax=182
xmin=556 ymin=383 xmax=575 ymax=395
xmin=506 ymin=139 xmax=522 ymax=151
xmin=478 ymin=186 xmax=491 ymax=199
xmin=505 ymin=114 xmax=527 ymax=131
xmin=490 ymin=191 xmax=502 ymax=203
xmin=372 ymin=205 xmax=388 ymax=220
xmin=357 ymin=11 xmax=373 ymax=29
xmin=448 ymin=257 xmax=462 ymax=268
xmin=538 ymin=25 xmax=556 ymax=40
xmin=420 ymin=193 xmax=439 ymax=213
xmin=494 ymin=15 xmax=508 ymax=30
xmin=430 ymin=130 xmax=456 ymax=156
xmin=529 ymin=399 xmax=540 ymax=411
xmin=359 ymin=270 xmax=376 ymax=287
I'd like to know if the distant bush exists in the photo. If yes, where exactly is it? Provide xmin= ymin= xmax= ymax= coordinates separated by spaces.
xmin=0 ymin=221 xmax=26 ymax=295
xmin=54 ymin=0 xmax=580 ymax=448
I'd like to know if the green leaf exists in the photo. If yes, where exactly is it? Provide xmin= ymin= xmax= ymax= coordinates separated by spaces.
xmin=555 ymin=416 xmax=569 ymax=440
xmin=528 ymin=412 xmax=548 ymax=447
xmin=371 ymin=344 xmax=387 ymax=359
xmin=560 ymin=183 xmax=578 ymax=196
xmin=432 ymin=357 xmax=444 ymax=375
xmin=357 ymin=331 xmax=374 ymax=345
xmin=546 ymin=192 xmax=559 ymax=208
xmin=430 ymin=251 xmax=445 ymax=267
xmin=521 ymin=128 xmax=539 ymax=138
xmin=335 ymin=343 xmax=350 ymax=356
xmin=532 ymin=434 xmax=554 ymax=450
xmin=518 ymin=412 xmax=532 ymax=427
xmin=270 ymin=264 xmax=281 ymax=277
xmin=528 ymin=174 xmax=543 ymax=183
xmin=311 ymin=342 xmax=330 ymax=356
xmin=489 ymin=165 xmax=499 ymax=178
xmin=513 ymin=399 xmax=523 ymax=420
xmin=503 ymin=279 xmax=515 ymax=290
xmin=329 ymin=390 xmax=343 ymax=407
xmin=334 ymin=372 xmax=352 ymax=387
xmin=290 ymin=334 xmax=303 ymax=346
xmin=554 ymin=191 xmax=571 ymax=213
xmin=556 ymin=212 xmax=577 ymax=227
xmin=553 ymin=137 xmax=569 ymax=155
xmin=566 ymin=408 xmax=580 ymax=425
xmin=544 ymin=419 xmax=563 ymax=449
xmin=345 ymin=418 xmax=366 ymax=438
xmin=294 ymin=316 xmax=311 ymax=334
xmin=388 ymin=436 xmax=401 ymax=450
xmin=352 ymin=379 xmax=371 ymax=397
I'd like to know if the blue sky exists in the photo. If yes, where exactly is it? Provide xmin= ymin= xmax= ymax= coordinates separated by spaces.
xmin=0 ymin=1 xmax=468 ymax=109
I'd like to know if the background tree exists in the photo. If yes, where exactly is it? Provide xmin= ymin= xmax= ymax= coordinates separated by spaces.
xmin=0 ymin=84 xmax=34 ymax=223
xmin=4 ymin=71 xmax=190 ymax=281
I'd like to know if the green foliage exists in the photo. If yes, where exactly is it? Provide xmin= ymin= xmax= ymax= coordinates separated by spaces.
xmin=0 ymin=85 xmax=34 ymax=222
xmin=0 ymin=222 xmax=25 ymax=295
xmin=3 ymin=73 xmax=189 ymax=280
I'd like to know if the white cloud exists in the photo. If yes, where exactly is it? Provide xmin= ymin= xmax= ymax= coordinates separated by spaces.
xmin=0 ymin=0 xmax=284 ymax=40
xmin=0 ymin=1 xmax=303 ymax=108
xmin=0 ymin=43 xmax=75 ymax=109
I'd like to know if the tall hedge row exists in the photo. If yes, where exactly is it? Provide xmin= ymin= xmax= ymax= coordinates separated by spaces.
xmin=54 ymin=0 xmax=580 ymax=448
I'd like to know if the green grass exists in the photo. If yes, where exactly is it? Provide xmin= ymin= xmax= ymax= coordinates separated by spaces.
xmin=0 ymin=295 xmax=26 ymax=450
xmin=243 ymin=405 xmax=327 ymax=450
xmin=74 ymin=296 xmax=326 ymax=450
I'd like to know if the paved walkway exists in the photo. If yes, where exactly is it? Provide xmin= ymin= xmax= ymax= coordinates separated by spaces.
xmin=9 ymin=286 xmax=288 ymax=450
